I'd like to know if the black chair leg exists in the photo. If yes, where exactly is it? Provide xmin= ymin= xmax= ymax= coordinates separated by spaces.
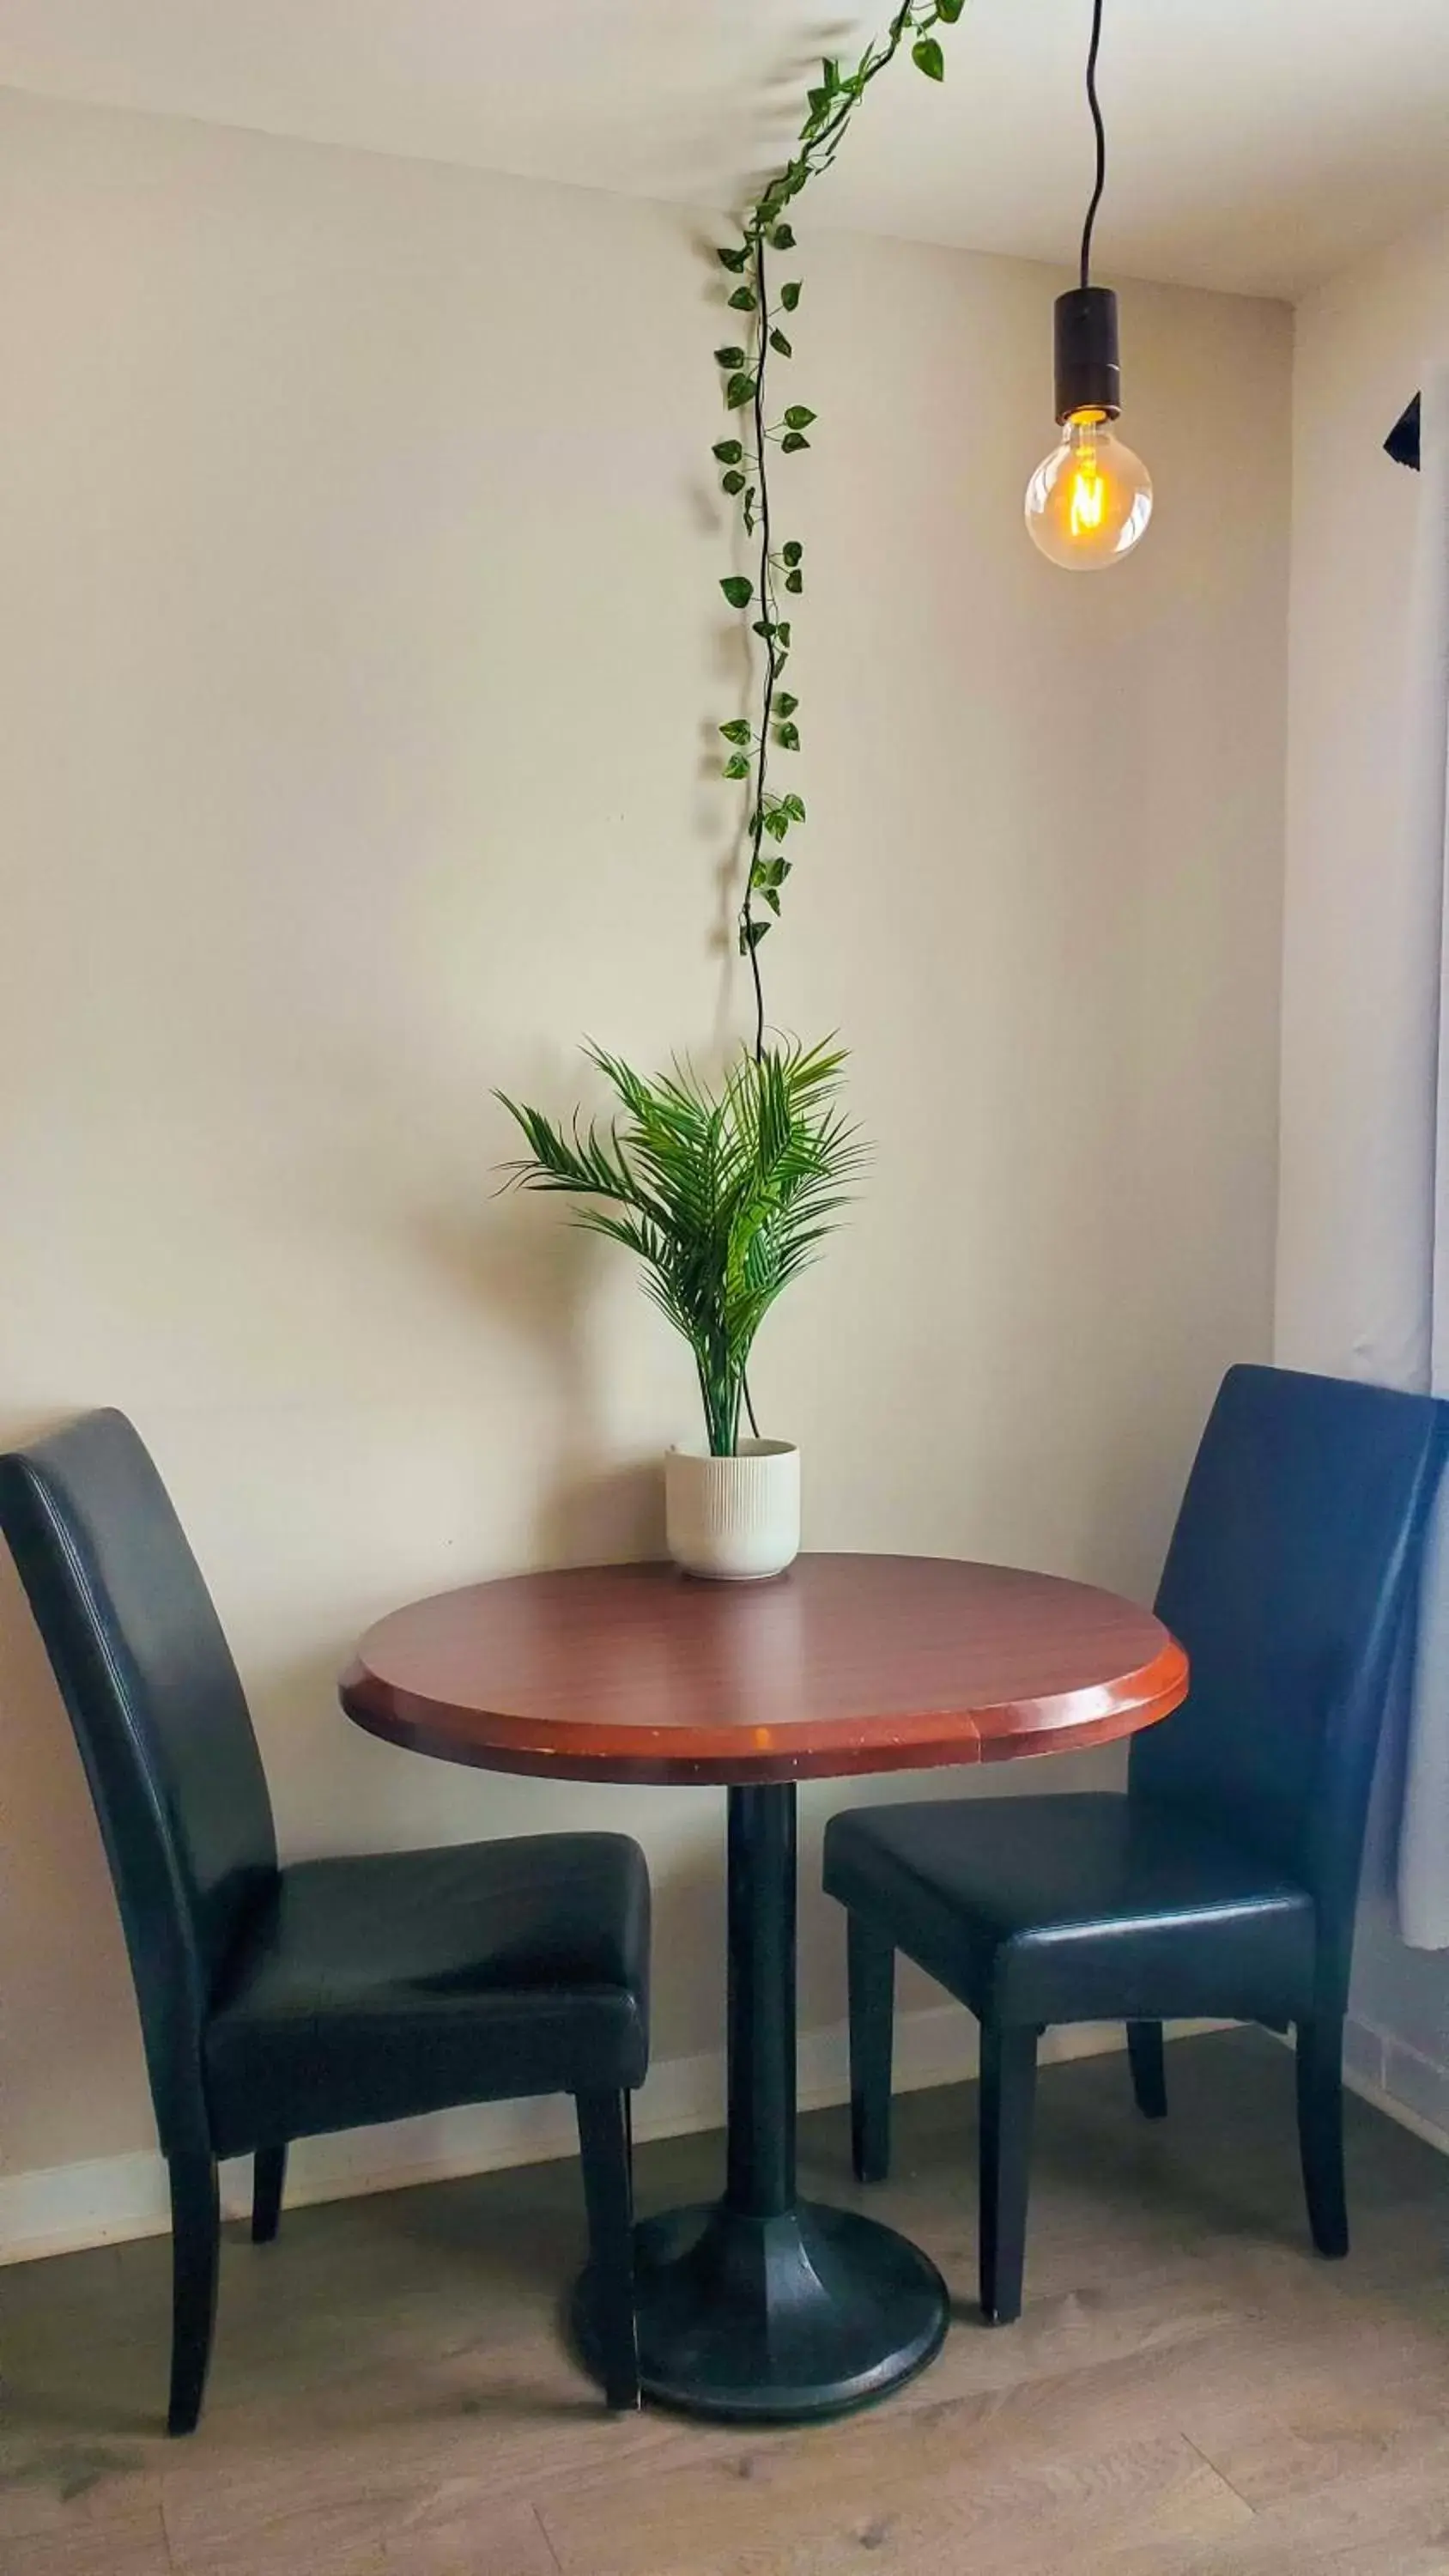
xmin=252 ymin=2143 xmax=288 ymax=2245
xmin=979 ymin=2020 xmax=1038 ymax=2326
xmin=846 ymin=1913 xmax=895 ymax=2184
xmin=575 ymin=2090 xmax=640 ymax=2411
xmin=1296 ymin=2015 xmax=1349 ymax=2258
xmin=1126 ymin=2019 xmax=1168 ymax=2119
xmin=167 ymin=2151 xmax=220 ymax=2435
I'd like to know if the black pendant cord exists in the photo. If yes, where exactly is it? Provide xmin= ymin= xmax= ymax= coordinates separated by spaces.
xmin=1079 ymin=0 xmax=1106 ymax=289
xmin=1053 ymin=0 xmax=1121 ymax=428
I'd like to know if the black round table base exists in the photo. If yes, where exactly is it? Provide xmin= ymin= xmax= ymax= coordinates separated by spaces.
xmin=574 ymin=2198 xmax=950 ymax=2422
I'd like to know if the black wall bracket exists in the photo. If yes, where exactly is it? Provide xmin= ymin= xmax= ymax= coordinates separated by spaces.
xmin=1386 ymin=393 xmax=1422 ymax=471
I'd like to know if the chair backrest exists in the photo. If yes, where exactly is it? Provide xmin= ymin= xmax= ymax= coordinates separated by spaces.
xmin=1131 ymin=1364 xmax=1449 ymax=2010
xmin=0 ymin=1409 xmax=277 ymax=2156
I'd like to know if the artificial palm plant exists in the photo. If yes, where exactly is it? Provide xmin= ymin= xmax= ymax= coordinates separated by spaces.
xmin=499 ymin=1039 xmax=863 ymax=1457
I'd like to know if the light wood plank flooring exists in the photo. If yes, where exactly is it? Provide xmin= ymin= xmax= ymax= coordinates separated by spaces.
xmin=4 ymin=2032 xmax=1449 ymax=2576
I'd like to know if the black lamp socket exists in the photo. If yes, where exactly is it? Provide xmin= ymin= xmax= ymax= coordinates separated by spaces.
xmin=1054 ymin=285 xmax=1121 ymax=424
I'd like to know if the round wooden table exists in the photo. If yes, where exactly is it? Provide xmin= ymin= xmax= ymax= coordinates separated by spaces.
xmin=342 ymin=1553 xmax=1186 ymax=2422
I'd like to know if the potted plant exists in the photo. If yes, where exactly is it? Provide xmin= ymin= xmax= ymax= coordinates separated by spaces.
xmin=497 ymin=4 xmax=961 ymax=1575
xmin=499 ymin=1039 xmax=862 ymax=1576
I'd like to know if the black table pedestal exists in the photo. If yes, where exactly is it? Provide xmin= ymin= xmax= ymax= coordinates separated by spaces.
xmin=574 ymin=1783 xmax=949 ymax=2421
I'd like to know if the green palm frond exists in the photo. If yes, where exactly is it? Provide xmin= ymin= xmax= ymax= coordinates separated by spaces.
xmin=496 ymin=1038 xmax=864 ymax=1455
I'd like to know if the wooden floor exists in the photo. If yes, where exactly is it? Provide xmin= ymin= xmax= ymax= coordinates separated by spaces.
xmin=5 ymin=2031 xmax=1449 ymax=2576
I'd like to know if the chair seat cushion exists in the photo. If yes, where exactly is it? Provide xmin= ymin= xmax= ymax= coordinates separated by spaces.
xmin=823 ymin=1792 xmax=1315 ymax=2027
xmin=204 ymin=1833 xmax=649 ymax=2157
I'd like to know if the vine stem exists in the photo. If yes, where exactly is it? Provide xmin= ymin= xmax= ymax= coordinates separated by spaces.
xmin=730 ymin=0 xmax=924 ymax=1061
xmin=742 ymin=228 xmax=779 ymax=1066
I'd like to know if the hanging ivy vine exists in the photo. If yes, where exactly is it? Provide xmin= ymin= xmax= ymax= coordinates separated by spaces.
xmin=497 ymin=6 xmax=967 ymax=1456
xmin=712 ymin=0 xmax=965 ymax=1055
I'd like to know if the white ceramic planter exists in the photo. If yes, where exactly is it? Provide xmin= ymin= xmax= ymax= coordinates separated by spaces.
xmin=665 ymin=1438 xmax=801 ymax=1581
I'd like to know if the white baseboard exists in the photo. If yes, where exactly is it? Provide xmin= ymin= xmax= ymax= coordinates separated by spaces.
xmin=1341 ymin=2012 xmax=1449 ymax=2158
xmin=0 ymin=2005 xmax=1140 ymax=2269
xmin=7 ymin=2012 xmax=1445 ymax=2275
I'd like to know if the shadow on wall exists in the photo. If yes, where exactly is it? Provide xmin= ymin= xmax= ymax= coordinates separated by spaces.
xmin=419 ymin=1168 xmax=670 ymax=1565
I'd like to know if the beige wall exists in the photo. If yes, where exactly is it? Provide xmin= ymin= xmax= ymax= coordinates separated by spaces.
xmin=1279 ymin=205 xmax=1449 ymax=2132
xmin=0 ymin=85 xmax=1291 ymax=2234
xmin=1279 ymin=207 xmax=1449 ymax=1385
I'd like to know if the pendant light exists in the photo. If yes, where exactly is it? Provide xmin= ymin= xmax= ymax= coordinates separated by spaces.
xmin=1024 ymin=0 xmax=1152 ymax=570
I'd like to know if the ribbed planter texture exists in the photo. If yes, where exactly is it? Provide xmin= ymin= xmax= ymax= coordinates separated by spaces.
xmin=664 ymin=1439 xmax=801 ymax=1581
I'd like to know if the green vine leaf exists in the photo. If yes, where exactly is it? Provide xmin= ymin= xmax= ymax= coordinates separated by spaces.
xmin=785 ymin=569 xmax=803 ymax=595
xmin=782 ymin=794 xmax=805 ymax=822
xmin=779 ymin=282 xmax=802 ymax=312
xmin=714 ymin=344 xmax=746 ymax=369
xmin=783 ymin=406 xmax=816 ymax=431
xmin=720 ymin=469 xmax=746 ymax=495
xmin=776 ymin=622 xmax=792 ymax=647
xmin=764 ymin=809 xmax=791 ymax=841
xmin=937 ymin=0 xmax=965 ymax=20
xmin=720 ymin=575 xmax=754 ymax=609
xmin=728 ymin=285 xmax=758 ymax=312
xmin=780 ymin=431 xmax=810 ymax=453
xmin=752 ymin=617 xmax=776 ymax=640
xmin=717 ymin=245 xmax=749 ymax=271
xmin=776 ymin=720 xmax=801 ymax=750
xmin=724 ymin=372 xmax=758 ymax=410
xmin=723 ymin=752 xmax=751 ymax=779
xmin=782 ymin=541 xmax=803 ymax=567
xmin=761 ymin=887 xmax=782 ymax=914
xmin=769 ymin=328 xmax=793 ymax=358
xmin=912 ymin=34 xmax=945 ymax=79
xmin=719 ymin=719 xmax=753 ymax=744
xmin=773 ymin=223 xmax=797 ymax=248
xmin=712 ymin=439 xmax=744 ymax=464
xmin=774 ymin=691 xmax=799 ymax=717
xmin=739 ymin=917 xmax=772 ymax=954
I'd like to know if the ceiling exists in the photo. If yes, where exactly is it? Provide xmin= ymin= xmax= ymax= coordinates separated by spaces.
xmin=1 ymin=0 xmax=1447 ymax=300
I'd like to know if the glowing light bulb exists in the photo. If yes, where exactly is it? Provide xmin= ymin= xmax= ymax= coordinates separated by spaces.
xmin=1025 ymin=408 xmax=1153 ymax=570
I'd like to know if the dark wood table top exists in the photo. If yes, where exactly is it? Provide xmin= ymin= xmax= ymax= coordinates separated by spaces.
xmin=341 ymin=1553 xmax=1186 ymax=1787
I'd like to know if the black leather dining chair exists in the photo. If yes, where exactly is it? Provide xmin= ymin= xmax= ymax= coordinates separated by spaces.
xmin=0 ymin=1409 xmax=650 ymax=2431
xmin=823 ymin=1364 xmax=1449 ymax=2326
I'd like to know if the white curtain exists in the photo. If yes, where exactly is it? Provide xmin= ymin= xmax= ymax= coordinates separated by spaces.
xmin=1397 ymin=364 xmax=1449 ymax=1949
